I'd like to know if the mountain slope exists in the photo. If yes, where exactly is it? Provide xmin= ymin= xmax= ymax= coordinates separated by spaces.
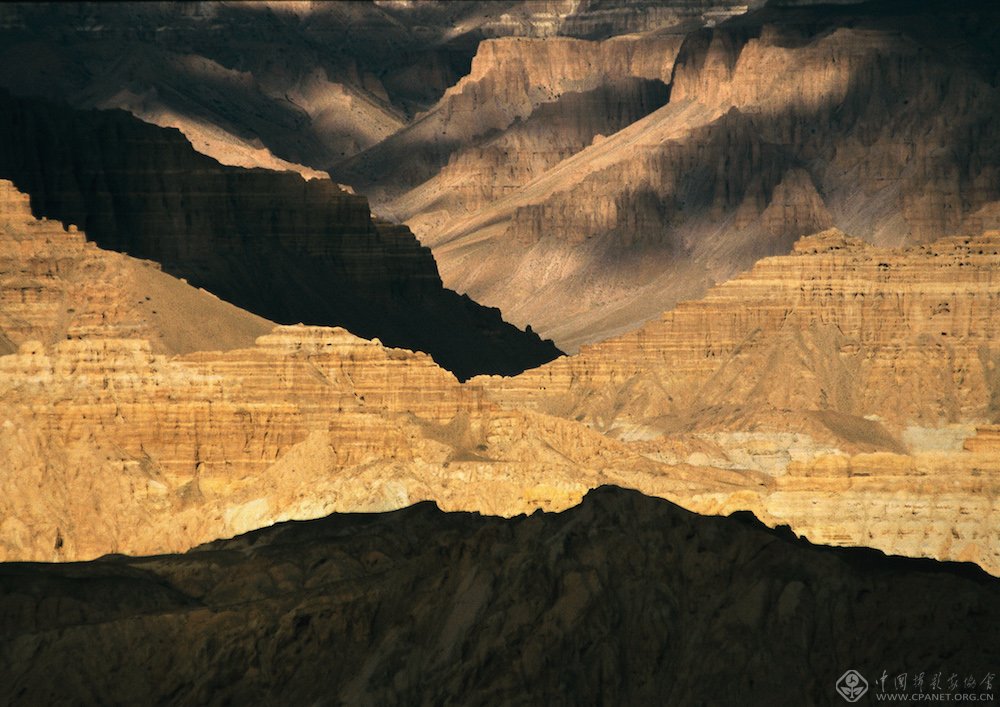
xmin=416 ymin=0 xmax=1000 ymax=350
xmin=0 ymin=180 xmax=271 ymax=356
xmin=1 ymin=487 xmax=997 ymax=705
xmin=0 ymin=91 xmax=560 ymax=379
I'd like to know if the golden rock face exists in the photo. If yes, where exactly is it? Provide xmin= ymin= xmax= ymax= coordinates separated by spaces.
xmin=483 ymin=228 xmax=1000 ymax=434
xmin=0 ymin=180 xmax=273 ymax=357
xmin=1 ymin=178 xmax=999 ymax=575
xmin=477 ymin=227 xmax=1000 ymax=574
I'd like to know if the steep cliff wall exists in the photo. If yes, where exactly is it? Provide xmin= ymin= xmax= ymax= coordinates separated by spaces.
xmin=483 ymin=229 xmax=1000 ymax=435
xmin=0 ymin=92 xmax=560 ymax=378
xmin=423 ymin=0 xmax=1000 ymax=350
xmin=0 ymin=1 xmax=757 ymax=177
xmin=334 ymin=34 xmax=685 ymax=203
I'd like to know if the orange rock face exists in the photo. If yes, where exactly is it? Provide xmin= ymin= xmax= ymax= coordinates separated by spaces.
xmin=0 ymin=179 xmax=271 ymax=355
xmin=2 ymin=179 xmax=999 ymax=576
xmin=482 ymin=229 xmax=1000 ymax=434
xmin=0 ymin=321 xmax=759 ymax=562
xmin=478 ymin=228 xmax=1000 ymax=573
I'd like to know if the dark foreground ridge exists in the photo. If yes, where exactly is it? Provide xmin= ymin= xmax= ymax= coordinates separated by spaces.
xmin=1 ymin=486 xmax=996 ymax=705
xmin=0 ymin=89 xmax=561 ymax=380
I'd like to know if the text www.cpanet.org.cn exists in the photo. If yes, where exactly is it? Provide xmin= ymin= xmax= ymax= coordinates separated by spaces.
xmin=836 ymin=670 xmax=996 ymax=703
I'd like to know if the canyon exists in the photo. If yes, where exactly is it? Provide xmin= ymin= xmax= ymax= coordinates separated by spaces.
xmin=6 ymin=1 xmax=997 ymax=352
xmin=409 ymin=0 xmax=1000 ymax=349
xmin=1 ymin=178 xmax=997 ymax=580
xmin=0 ymin=1 xmax=756 ymax=175
xmin=0 ymin=2 xmax=998 ymax=702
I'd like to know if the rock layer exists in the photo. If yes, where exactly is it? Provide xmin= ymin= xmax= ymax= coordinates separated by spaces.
xmin=478 ymin=228 xmax=1000 ymax=573
xmin=0 ymin=1 xmax=757 ymax=174
xmin=0 ymin=179 xmax=271 ymax=356
xmin=2 ymin=197 xmax=999 ymax=576
xmin=0 ymin=322 xmax=758 ymax=562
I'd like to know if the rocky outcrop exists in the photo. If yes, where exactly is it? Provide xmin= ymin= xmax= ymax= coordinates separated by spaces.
xmin=0 ymin=179 xmax=271 ymax=356
xmin=420 ymin=0 xmax=1000 ymax=350
xmin=0 ymin=93 xmax=560 ymax=379
xmin=965 ymin=426 xmax=1000 ymax=453
xmin=335 ymin=34 xmax=685 ymax=203
xmin=482 ymin=229 xmax=1000 ymax=434
xmin=0 ymin=2 xmax=417 ymax=169
xmin=558 ymin=0 xmax=761 ymax=38
xmin=475 ymin=230 xmax=1000 ymax=573
xmin=1 ymin=487 xmax=996 ymax=706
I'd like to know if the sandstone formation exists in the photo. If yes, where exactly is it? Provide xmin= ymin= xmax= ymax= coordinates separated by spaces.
xmin=3 ymin=4 xmax=997 ymax=701
xmin=0 ymin=320 xmax=759 ymax=562
xmin=410 ymin=0 xmax=1000 ymax=350
xmin=8 ymin=0 xmax=981 ymax=354
xmin=0 ymin=180 xmax=271 ymax=356
xmin=2 ymin=198 xmax=998 ymax=578
xmin=0 ymin=92 xmax=560 ymax=379
xmin=478 ymin=228 xmax=1000 ymax=573
xmin=0 ymin=2 xmax=416 ymax=169
xmin=1 ymin=487 xmax=996 ymax=705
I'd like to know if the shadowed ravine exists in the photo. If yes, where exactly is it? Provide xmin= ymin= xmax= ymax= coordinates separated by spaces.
xmin=0 ymin=90 xmax=561 ymax=380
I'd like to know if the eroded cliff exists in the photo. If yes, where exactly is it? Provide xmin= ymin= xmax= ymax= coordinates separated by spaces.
xmin=0 ymin=93 xmax=560 ymax=379
xmin=478 ymin=228 xmax=1000 ymax=573
xmin=2 ymin=184 xmax=998 ymax=577
xmin=419 ymin=0 xmax=1000 ymax=350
